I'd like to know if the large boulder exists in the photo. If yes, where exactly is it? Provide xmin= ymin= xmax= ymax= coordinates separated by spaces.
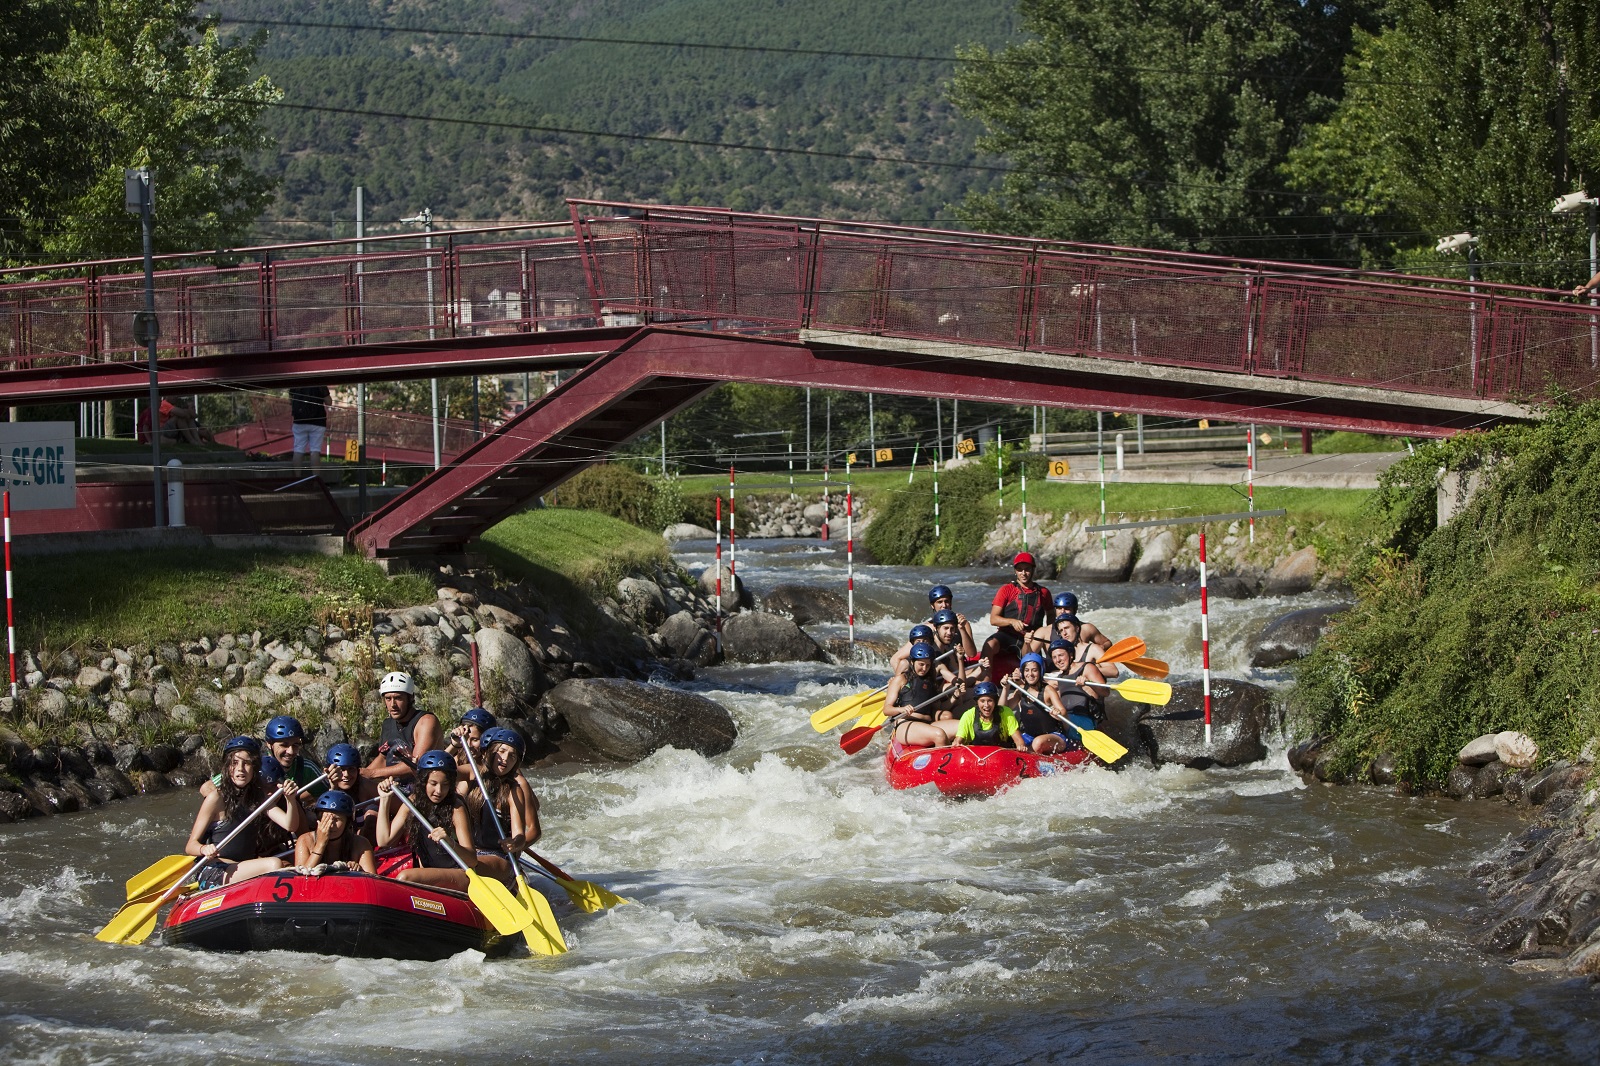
xmin=1138 ymin=678 xmax=1276 ymax=769
xmin=1458 ymin=733 xmax=1501 ymax=767
xmin=1097 ymin=692 xmax=1149 ymax=765
xmin=1065 ymin=529 xmax=1136 ymax=583
xmin=1249 ymin=605 xmax=1349 ymax=667
xmin=1129 ymin=530 xmax=1176 ymax=583
xmin=663 ymin=523 xmax=717 ymax=541
xmin=698 ymin=563 xmax=752 ymax=613
xmin=655 ymin=612 xmax=720 ymax=667
xmin=473 ymin=627 xmax=543 ymax=707
xmin=616 ymin=577 xmax=673 ymax=627
xmin=1263 ymin=546 xmax=1319 ymax=596
xmin=760 ymin=584 xmax=849 ymax=627
xmin=722 ymin=612 xmax=825 ymax=664
xmin=540 ymin=678 xmax=737 ymax=762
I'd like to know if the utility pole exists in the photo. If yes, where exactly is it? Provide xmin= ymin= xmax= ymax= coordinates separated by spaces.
xmin=402 ymin=207 xmax=440 ymax=469
xmin=125 ymin=167 xmax=164 ymax=527
xmin=805 ymin=387 xmax=811 ymax=471
xmin=355 ymin=187 xmax=367 ymax=516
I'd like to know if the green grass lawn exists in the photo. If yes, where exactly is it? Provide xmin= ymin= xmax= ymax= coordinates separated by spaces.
xmin=1312 ymin=431 xmax=1411 ymax=454
xmin=1024 ymin=481 xmax=1374 ymax=524
xmin=15 ymin=550 xmax=432 ymax=651
xmin=482 ymin=508 xmax=668 ymax=590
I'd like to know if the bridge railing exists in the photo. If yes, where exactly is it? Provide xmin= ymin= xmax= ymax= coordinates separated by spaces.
xmin=0 ymin=226 xmax=604 ymax=369
xmin=570 ymin=201 xmax=1600 ymax=405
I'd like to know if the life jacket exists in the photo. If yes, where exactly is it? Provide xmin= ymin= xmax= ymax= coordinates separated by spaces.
xmin=968 ymin=707 xmax=1012 ymax=747
xmin=470 ymin=788 xmax=512 ymax=851
xmin=381 ymin=713 xmax=424 ymax=766
xmin=206 ymin=811 xmax=261 ymax=864
xmin=895 ymin=670 xmax=943 ymax=718
xmin=411 ymin=798 xmax=463 ymax=869
xmin=1013 ymin=685 xmax=1059 ymax=737
xmin=997 ymin=584 xmax=1049 ymax=646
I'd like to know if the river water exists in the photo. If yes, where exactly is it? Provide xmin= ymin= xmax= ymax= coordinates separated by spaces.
xmin=2 ymin=539 xmax=1596 ymax=1063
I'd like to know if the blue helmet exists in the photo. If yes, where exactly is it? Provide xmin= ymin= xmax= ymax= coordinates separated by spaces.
xmin=479 ymin=727 xmax=526 ymax=756
xmin=325 ymin=742 xmax=361 ymax=770
xmin=416 ymin=750 xmax=457 ymax=776
xmin=973 ymin=682 xmax=998 ymax=700
xmin=265 ymin=715 xmax=305 ymax=741
xmin=1019 ymin=653 xmax=1046 ymax=672
xmin=1054 ymin=591 xmax=1079 ymax=613
xmin=909 ymin=643 xmax=933 ymax=661
xmin=1049 ymin=638 xmax=1074 ymax=653
xmin=931 ymin=609 xmax=958 ymax=627
xmin=928 ymin=584 xmax=953 ymax=605
xmin=461 ymin=706 xmax=496 ymax=730
xmin=223 ymin=735 xmax=261 ymax=758
xmin=312 ymin=790 xmax=355 ymax=818
xmin=1056 ymin=613 xmax=1081 ymax=628
xmin=908 ymin=624 xmax=934 ymax=643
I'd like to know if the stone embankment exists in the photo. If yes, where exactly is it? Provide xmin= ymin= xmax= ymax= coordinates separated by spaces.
xmin=0 ymin=561 xmax=738 ymax=821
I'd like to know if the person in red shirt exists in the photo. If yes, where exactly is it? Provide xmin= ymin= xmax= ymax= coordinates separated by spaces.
xmin=984 ymin=552 xmax=1054 ymax=677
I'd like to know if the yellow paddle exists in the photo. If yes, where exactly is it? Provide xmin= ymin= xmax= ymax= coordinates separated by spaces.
xmin=811 ymin=649 xmax=958 ymax=732
xmin=1046 ymin=672 xmax=1172 ymax=705
xmin=1005 ymin=681 xmax=1129 ymax=764
xmin=519 ymin=851 xmax=631 ymax=914
xmin=124 ymin=854 xmax=196 ymax=900
xmin=96 ymin=774 xmax=326 ymax=945
xmin=387 ymin=785 xmax=544 ymax=942
xmin=457 ymin=743 xmax=568 ymax=955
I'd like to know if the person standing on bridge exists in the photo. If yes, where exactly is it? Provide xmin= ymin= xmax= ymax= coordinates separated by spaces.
xmin=289 ymin=383 xmax=331 ymax=476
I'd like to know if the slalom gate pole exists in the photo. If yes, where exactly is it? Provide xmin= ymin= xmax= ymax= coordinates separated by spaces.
xmin=471 ymin=638 xmax=482 ymax=706
xmin=715 ymin=495 xmax=724 ymax=639
xmin=933 ymin=454 xmax=941 ymax=539
xmin=997 ymin=428 xmax=1004 ymax=508
xmin=4 ymin=492 xmax=13 ymax=698
xmin=1246 ymin=424 xmax=1256 ymax=544
xmin=728 ymin=464 xmax=737 ymax=587
xmin=1199 ymin=528 xmax=1212 ymax=747
xmin=821 ymin=461 xmax=830 ymax=540
xmin=908 ymin=442 xmax=919 ymax=484
xmin=1098 ymin=414 xmax=1107 ymax=563
xmin=1021 ymin=473 xmax=1028 ymax=551
xmin=846 ymin=457 xmax=855 ymax=646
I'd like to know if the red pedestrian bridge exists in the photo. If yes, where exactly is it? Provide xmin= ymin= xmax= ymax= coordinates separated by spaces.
xmin=3 ymin=199 xmax=1594 ymax=557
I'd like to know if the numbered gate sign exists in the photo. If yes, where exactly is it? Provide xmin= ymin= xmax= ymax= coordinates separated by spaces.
xmin=0 ymin=423 xmax=75 ymax=510
xmin=956 ymin=437 xmax=977 ymax=456
xmin=875 ymin=448 xmax=894 ymax=463
xmin=1046 ymin=458 xmax=1072 ymax=481
xmin=344 ymin=438 xmax=361 ymax=462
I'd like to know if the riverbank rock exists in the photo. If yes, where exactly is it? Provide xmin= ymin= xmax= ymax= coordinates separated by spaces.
xmin=699 ymin=563 xmax=752 ymax=613
xmin=539 ymin=678 xmax=737 ymax=762
xmin=474 ymin=627 xmax=542 ymax=707
xmin=1138 ymin=678 xmax=1276 ymax=768
xmin=1249 ymin=605 xmax=1350 ymax=667
xmin=616 ymin=577 xmax=674 ymax=627
xmin=1097 ymin=692 xmax=1148 ymax=765
xmin=823 ymin=636 xmax=897 ymax=663
xmin=654 ymin=612 xmax=720 ymax=667
xmin=722 ymin=612 xmax=825 ymax=664
xmin=1064 ymin=529 xmax=1136 ymax=583
xmin=663 ymin=523 xmax=717 ymax=541
xmin=1263 ymin=546 xmax=1319 ymax=595
xmin=761 ymin=584 xmax=849 ymax=627
xmin=1129 ymin=530 xmax=1176 ymax=583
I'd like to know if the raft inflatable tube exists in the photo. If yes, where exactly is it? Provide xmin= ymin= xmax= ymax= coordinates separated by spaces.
xmin=162 ymin=867 xmax=512 ymax=961
xmin=885 ymin=736 xmax=1091 ymax=796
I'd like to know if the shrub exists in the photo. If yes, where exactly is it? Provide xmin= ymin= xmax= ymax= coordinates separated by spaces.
xmin=546 ymin=464 xmax=655 ymax=527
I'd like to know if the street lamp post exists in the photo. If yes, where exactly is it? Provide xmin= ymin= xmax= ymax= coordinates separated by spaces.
xmin=1554 ymin=190 xmax=1599 ymax=368
xmin=124 ymin=168 xmax=164 ymax=527
xmin=401 ymin=208 xmax=441 ymax=468
xmin=1436 ymin=231 xmax=1480 ymax=388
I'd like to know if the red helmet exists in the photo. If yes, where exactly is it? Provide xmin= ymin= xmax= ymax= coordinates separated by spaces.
xmin=1012 ymin=552 xmax=1035 ymax=567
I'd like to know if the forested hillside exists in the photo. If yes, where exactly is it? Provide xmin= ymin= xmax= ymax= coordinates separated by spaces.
xmin=222 ymin=0 xmax=1018 ymax=236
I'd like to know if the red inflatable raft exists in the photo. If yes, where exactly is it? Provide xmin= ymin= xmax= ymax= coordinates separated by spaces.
xmin=162 ymin=867 xmax=512 ymax=961
xmin=884 ymin=736 xmax=1092 ymax=796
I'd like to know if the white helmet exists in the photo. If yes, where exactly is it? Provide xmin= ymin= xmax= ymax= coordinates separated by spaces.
xmin=379 ymin=671 xmax=416 ymax=696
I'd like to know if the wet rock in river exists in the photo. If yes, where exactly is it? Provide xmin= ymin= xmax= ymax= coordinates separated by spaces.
xmin=760 ymin=584 xmax=849 ymax=627
xmin=1249 ymin=605 xmax=1349 ymax=667
xmin=1444 ymin=763 xmax=1476 ymax=799
xmin=540 ymin=678 xmax=737 ymax=763
xmin=663 ymin=522 xmax=716 ymax=541
xmin=1128 ymin=530 xmax=1176 ymax=583
xmin=1262 ymin=546 xmax=1319 ymax=596
xmin=654 ymin=612 xmax=720 ymax=667
xmin=1472 ymin=760 xmax=1507 ymax=799
xmin=722 ymin=611 xmax=825 ymax=664
xmin=1368 ymin=750 xmax=1401 ymax=786
xmin=699 ymin=563 xmax=751 ymax=613
xmin=1138 ymin=678 xmax=1276 ymax=769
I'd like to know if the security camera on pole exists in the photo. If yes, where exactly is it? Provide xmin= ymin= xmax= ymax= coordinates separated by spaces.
xmin=1553 ymin=190 xmax=1599 ymax=369
xmin=125 ymin=168 xmax=164 ymax=527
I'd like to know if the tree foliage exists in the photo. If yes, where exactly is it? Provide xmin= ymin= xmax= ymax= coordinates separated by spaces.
xmin=950 ymin=0 xmax=1379 ymax=259
xmin=1 ymin=0 xmax=280 ymax=264
xmin=1284 ymin=0 xmax=1600 ymax=288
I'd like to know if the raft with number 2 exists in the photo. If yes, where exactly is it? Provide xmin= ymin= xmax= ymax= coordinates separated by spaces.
xmin=884 ymin=736 xmax=1092 ymax=796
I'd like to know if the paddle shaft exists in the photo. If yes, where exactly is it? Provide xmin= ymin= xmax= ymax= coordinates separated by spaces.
xmin=460 ymin=739 xmax=536 ymax=894
xmin=1006 ymin=680 xmax=1128 ymax=762
xmin=192 ymin=771 xmax=328 ymax=883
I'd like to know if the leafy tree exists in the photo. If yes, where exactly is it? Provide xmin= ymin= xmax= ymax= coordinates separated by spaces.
xmin=1284 ymin=0 xmax=1600 ymax=288
xmin=4 ymin=0 xmax=280 ymax=264
xmin=950 ymin=0 xmax=1379 ymax=259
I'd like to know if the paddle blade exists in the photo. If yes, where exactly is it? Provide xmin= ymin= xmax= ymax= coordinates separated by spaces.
xmin=465 ymin=870 xmax=538 ymax=938
xmin=512 ymin=878 xmax=570 ymax=955
xmin=125 ymin=855 xmax=193 ymax=900
xmin=1110 ymin=678 xmax=1172 ymax=705
xmin=1124 ymin=656 xmax=1170 ymax=680
xmin=810 ymin=688 xmax=883 ymax=732
xmin=1074 ymin=725 xmax=1130 ymax=764
xmin=839 ymin=723 xmax=883 ymax=755
xmin=1098 ymin=636 xmax=1148 ymax=665
xmin=554 ymin=875 xmax=630 ymax=914
xmin=95 ymin=894 xmax=167 ymax=945
xmin=851 ymin=707 xmax=886 ymax=731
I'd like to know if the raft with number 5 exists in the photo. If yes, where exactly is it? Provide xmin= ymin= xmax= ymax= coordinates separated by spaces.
xmin=884 ymin=736 xmax=1093 ymax=796
xmin=161 ymin=860 xmax=514 ymax=961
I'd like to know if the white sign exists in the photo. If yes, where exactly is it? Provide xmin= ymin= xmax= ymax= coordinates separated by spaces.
xmin=0 ymin=423 xmax=75 ymax=511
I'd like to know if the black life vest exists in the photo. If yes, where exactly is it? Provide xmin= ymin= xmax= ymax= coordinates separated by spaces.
xmin=969 ymin=708 xmax=1011 ymax=747
xmin=206 ymin=812 xmax=259 ymax=863
xmin=1013 ymin=687 xmax=1059 ymax=736
xmin=471 ymin=789 xmax=512 ymax=851
xmin=997 ymin=584 xmax=1049 ymax=646
xmin=381 ymin=713 xmax=425 ymax=766
xmin=896 ymin=670 xmax=943 ymax=717
xmin=411 ymin=798 xmax=463 ymax=869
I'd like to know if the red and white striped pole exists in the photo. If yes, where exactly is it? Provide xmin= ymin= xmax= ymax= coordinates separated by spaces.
xmin=728 ymin=464 xmax=737 ymax=585
xmin=714 ymin=495 xmax=724 ymax=638
xmin=1246 ymin=425 xmax=1256 ymax=544
xmin=845 ymin=462 xmax=855 ymax=645
xmin=820 ymin=461 xmax=830 ymax=541
xmin=1199 ymin=527 xmax=1212 ymax=746
xmin=4 ymin=491 xmax=14 ymax=698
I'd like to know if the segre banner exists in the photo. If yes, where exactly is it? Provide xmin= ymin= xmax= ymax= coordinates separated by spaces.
xmin=0 ymin=423 xmax=76 ymax=511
